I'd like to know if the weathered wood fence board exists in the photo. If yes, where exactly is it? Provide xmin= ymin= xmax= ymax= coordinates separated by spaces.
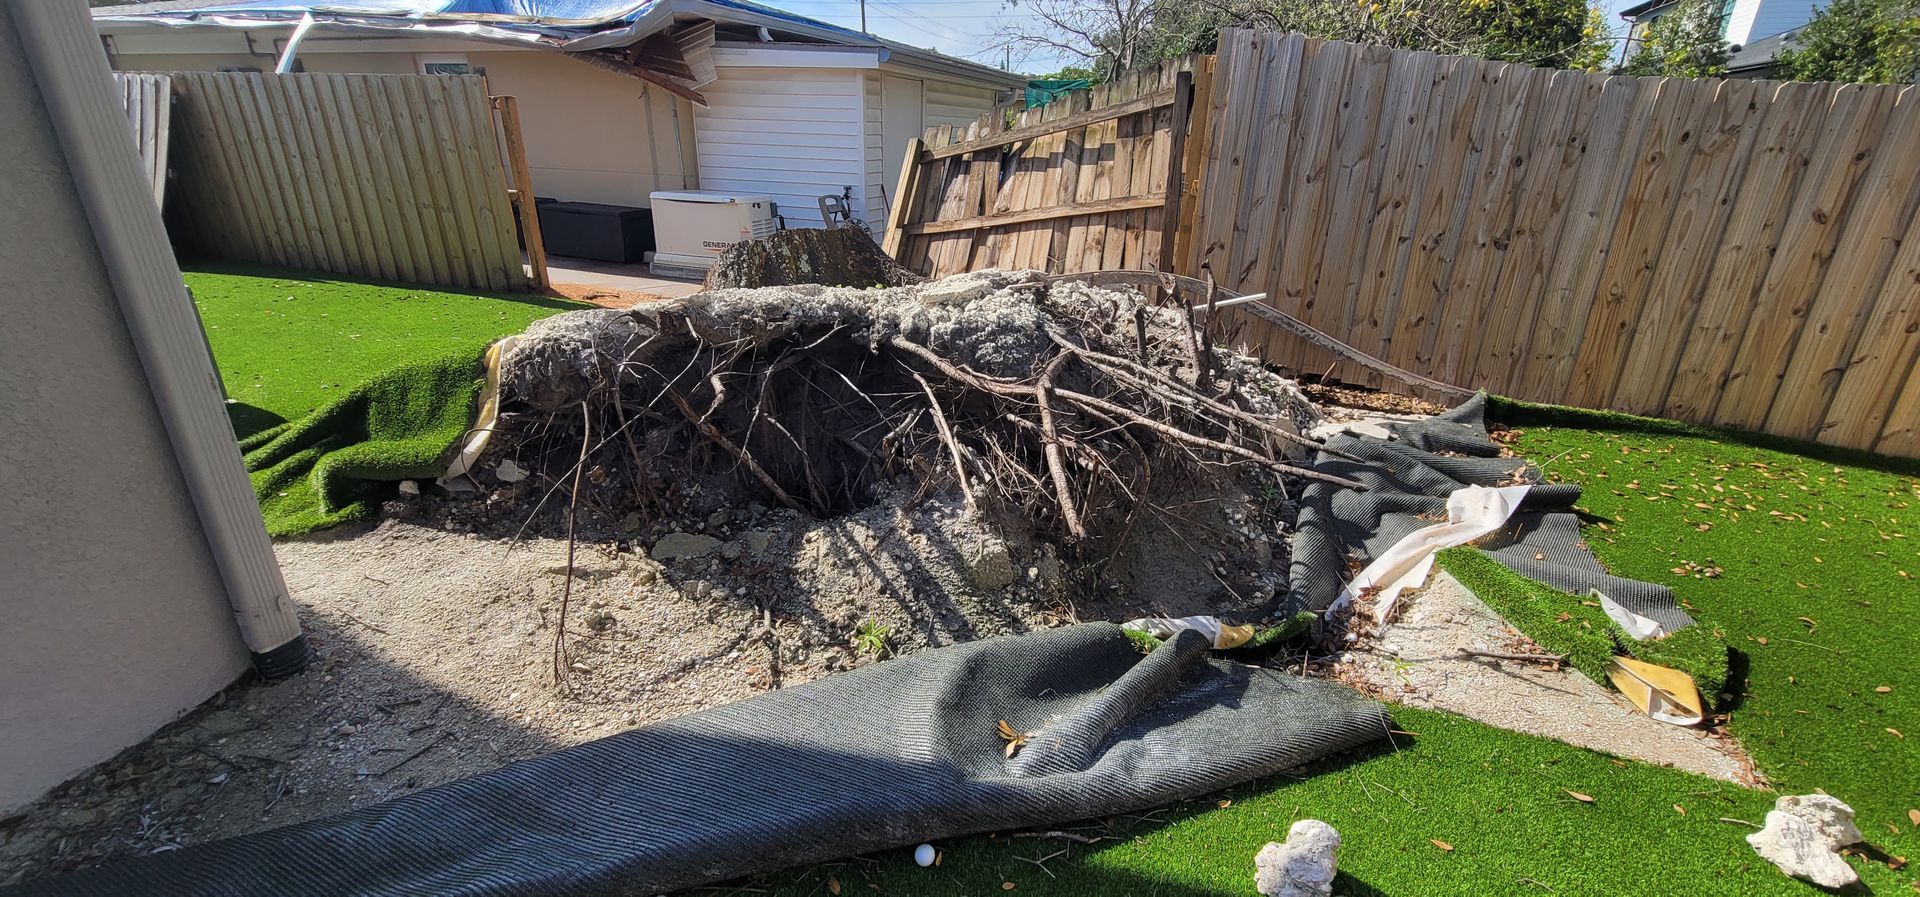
xmin=113 ymin=72 xmax=171 ymax=209
xmin=882 ymin=34 xmax=1920 ymax=456
xmin=160 ymin=71 xmax=534 ymax=292
xmin=885 ymin=57 xmax=1202 ymax=277
xmin=1191 ymin=31 xmax=1920 ymax=456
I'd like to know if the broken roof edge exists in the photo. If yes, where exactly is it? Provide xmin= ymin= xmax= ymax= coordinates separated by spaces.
xmin=93 ymin=0 xmax=1025 ymax=88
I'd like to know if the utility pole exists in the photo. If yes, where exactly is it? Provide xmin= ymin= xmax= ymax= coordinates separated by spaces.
xmin=859 ymin=0 xmax=867 ymax=32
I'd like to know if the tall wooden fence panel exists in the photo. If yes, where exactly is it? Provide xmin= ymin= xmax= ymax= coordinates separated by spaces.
xmin=1191 ymin=30 xmax=1920 ymax=457
xmin=162 ymin=71 xmax=531 ymax=292
xmin=885 ymin=58 xmax=1204 ymax=277
xmin=114 ymin=72 xmax=172 ymax=209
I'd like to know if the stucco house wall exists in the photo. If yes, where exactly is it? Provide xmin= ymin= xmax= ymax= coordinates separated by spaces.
xmin=0 ymin=2 xmax=252 ymax=814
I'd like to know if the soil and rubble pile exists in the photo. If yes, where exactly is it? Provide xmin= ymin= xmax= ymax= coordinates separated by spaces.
xmin=425 ymin=269 xmax=1347 ymax=661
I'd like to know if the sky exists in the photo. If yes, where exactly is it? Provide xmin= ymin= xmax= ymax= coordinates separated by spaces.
xmin=769 ymin=0 xmax=1078 ymax=73
xmin=766 ymin=0 xmax=1645 ymax=75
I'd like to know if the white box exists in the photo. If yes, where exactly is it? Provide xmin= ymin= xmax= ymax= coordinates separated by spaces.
xmin=648 ymin=190 xmax=777 ymax=277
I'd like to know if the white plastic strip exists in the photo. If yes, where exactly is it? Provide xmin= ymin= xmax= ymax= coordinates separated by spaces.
xmin=1597 ymin=589 xmax=1669 ymax=640
xmin=441 ymin=336 xmax=517 ymax=484
xmin=1337 ymin=484 xmax=1534 ymax=624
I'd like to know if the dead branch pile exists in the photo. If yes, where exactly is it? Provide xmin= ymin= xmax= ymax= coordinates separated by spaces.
xmin=488 ymin=269 xmax=1362 ymax=549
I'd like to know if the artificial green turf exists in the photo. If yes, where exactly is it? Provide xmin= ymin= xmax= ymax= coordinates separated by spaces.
xmin=749 ymin=706 xmax=1865 ymax=897
xmin=738 ymin=402 xmax=1917 ymax=896
xmin=189 ymin=265 xmax=579 ymax=439
xmin=241 ymin=348 xmax=490 ymax=536
xmin=1436 ymin=546 xmax=1730 ymax=697
xmin=1496 ymin=402 xmax=1920 ymax=869
xmin=188 ymin=265 xmax=583 ymax=534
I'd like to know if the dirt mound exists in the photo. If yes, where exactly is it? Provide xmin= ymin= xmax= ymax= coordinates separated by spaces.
xmin=411 ymin=270 xmax=1357 ymax=686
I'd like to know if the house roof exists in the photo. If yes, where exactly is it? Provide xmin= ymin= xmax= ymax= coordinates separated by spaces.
xmin=1726 ymin=25 xmax=1804 ymax=72
xmin=1616 ymin=0 xmax=1679 ymax=20
xmin=93 ymin=0 xmax=1024 ymax=88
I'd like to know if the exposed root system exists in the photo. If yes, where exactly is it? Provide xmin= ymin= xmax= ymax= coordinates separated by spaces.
xmin=485 ymin=270 xmax=1356 ymax=553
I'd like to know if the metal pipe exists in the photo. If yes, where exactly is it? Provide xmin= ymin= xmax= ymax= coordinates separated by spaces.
xmin=16 ymin=0 xmax=307 ymax=678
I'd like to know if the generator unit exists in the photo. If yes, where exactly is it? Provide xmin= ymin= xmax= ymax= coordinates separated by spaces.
xmin=647 ymin=190 xmax=778 ymax=278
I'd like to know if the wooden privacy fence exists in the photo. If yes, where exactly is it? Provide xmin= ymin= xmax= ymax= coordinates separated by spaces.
xmin=883 ymin=34 xmax=1920 ymax=459
xmin=1190 ymin=30 xmax=1920 ymax=457
xmin=884 ymin=57 xmax=1205 ymax=276
xmin=158 ymin=71 xmax=543 ymax=292
xmin=114 ymin=73 xmax=172 ymax=209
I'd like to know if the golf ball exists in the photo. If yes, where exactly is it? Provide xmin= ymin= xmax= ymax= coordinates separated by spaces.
xmin=914 ymin=844 xmax=936 ymax=867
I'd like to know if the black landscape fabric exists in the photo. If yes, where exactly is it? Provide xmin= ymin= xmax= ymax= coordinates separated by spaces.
xmin=13 ymin=624 xmax=1387 ymax=897
xmin=1287 ymin=392 xmax=1696 ymax=632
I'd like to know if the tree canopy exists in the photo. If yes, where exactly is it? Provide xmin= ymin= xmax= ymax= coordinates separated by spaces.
xmin=1773 ymin=0 xmax=1920 ymax=83
xmin=1619 ymin=0 xmax=1731 ymax=77
xmin=997 ymin=0 xmax=1615 ymax=76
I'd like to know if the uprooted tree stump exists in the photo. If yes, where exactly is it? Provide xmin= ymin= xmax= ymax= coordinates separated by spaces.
xmin=493 ymin=269 xmax=1363 ymax=550
xmin=703 ymin=227 xmax=922 ymax=290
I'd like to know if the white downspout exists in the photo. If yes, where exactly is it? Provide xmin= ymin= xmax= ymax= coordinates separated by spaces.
xmin=16 ymin=1 xmax=307 ymax=677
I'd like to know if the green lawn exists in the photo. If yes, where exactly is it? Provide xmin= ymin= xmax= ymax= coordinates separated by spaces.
xmin=739 ymin=403 xmax=1920 ymax=897
xmin=189 ymin=265 xmax=579 ymax=438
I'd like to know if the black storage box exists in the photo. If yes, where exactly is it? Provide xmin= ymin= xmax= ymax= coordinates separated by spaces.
xmin=537 ymin=201 xmax=655 ymax=263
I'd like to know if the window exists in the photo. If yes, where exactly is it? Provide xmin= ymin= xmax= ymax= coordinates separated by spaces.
xmin=417 ymin=54 xmax=471 ymax=76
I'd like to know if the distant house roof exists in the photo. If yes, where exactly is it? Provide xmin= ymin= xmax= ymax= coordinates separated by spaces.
xmin=1617 ymin=0 xmax=1681 ymax=20
xmin=1726 ymin=25 xmax=1804 ymax=73
xmin=93 ymin=0 xmax=1024 ymax=89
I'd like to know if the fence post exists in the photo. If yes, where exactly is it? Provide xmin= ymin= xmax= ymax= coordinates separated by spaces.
xmin=491 ymin=95 xmax=548 ymax=291
xmin=883 ymin=136 xmax=925 ymax=260
xmin=1173 ymin=55 xmax=1216 ymax=276
xmin=1156 ymin=69 xmax=1196 ymax=273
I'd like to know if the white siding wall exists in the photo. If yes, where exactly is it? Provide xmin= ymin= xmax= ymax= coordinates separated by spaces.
xmin=1727 ymin=0 xmax=1822 ymax=45
xmin=925 ymin=79 xmax=997 ymax=131
xmin=1725 ymin=0 xmax=1763 ymax=44
xmin=695 ymin=67 xmax=867 ymax=230
xmin=862 ymin=72 xmax=887 ymax=232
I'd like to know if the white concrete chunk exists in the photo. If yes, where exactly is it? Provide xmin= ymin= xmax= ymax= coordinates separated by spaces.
xmin=1255 ymin=819 xmax=1340 ymax=897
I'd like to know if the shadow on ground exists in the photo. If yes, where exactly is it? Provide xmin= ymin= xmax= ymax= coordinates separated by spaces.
xmin=223 ymin=400 xmax=284 ymax=441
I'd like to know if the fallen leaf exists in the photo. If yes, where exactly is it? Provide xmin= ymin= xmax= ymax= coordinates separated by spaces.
xmin=1910 ymin=809 xmax=1920 ymax=826
xmin=828 ymin=876 xmax=841 ymax=895
xmin=1891 ymin=728 xmax=1906 ymax=740
xmin=1756 ymin=637 xmax=1769 ymax=645
xmin=1431 ymin=839 xmax=1454 ymax=852
xmin=1567 ymin=790 xmax=1595 ymax=803
xmin=1881 ymin=686 xmax=1895 ymax=694
xmin=1002 ymin=882 xmax=1017 ymax=891
xmin=1674 ymin=804 xmax=1686 ymax=815
xmin=1217 ymin=799 xmax=1233 ymax=809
